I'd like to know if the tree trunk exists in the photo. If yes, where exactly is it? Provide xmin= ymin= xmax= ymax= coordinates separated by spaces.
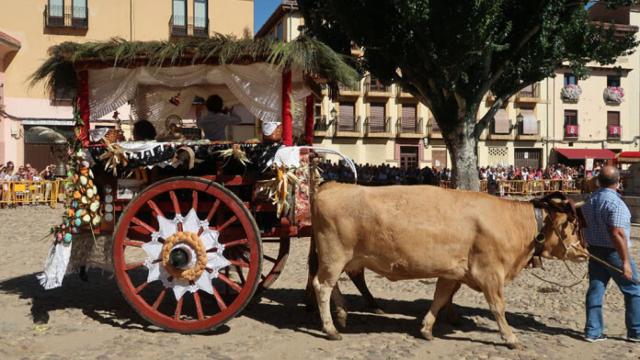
xmin=441 ymin=111 xmax=480 ymax=191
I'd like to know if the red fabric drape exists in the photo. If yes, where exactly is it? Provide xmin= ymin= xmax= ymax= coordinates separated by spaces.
xmin=304 ymin=95 xmax=314 ymax=145
xmin=281 ymin=70 xmax=293 ymax=146
xmin=77 ymin=70 xmax=90 ymax=147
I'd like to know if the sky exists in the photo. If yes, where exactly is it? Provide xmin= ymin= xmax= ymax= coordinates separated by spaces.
xmin=254 ymin=0 xmax=281 ymax=33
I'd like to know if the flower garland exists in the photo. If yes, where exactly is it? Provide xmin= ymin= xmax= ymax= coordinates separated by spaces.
xmin=561 ymin=84 xmax=582 ymax=102
xmin=39 ymin=104 xmax=102 ymax=289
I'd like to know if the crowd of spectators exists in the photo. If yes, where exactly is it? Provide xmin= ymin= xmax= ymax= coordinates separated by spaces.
xmin=320 ymin=161 xmax=596 ymax=186
xmin=0 ymin=162 xmax=58 ymax=181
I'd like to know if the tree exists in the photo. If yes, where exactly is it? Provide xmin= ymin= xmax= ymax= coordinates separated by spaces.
xmin=299 ymin=0 xmax=638 ymax=190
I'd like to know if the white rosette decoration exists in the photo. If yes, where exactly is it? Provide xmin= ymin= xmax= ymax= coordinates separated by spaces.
xmin=141 ymin=208 xmax=230 ymax=300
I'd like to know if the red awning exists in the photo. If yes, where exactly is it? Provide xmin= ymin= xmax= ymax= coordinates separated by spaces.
xmin=617 ymin=151 xmax=640 ymax=163
xmin=554 ymin=148 xmax=616 ymax=160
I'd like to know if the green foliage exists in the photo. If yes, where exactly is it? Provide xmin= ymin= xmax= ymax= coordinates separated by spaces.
xmin=299 ymin=0 xmax=638 ymax=130
xmin=31 ymin=34 xmax=359 ymax=98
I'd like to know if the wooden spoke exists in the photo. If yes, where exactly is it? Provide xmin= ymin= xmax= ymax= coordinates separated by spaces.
xmin=192 ymin=191 xmax=198 ymax=212
xmin=193 ymin=292 xmax=205 ymax=321
xmin=124 ymin=239 xmax=146 ymax=248
xmin=211 ymin=287 xmax=227 ymax=310
xmin=131 ymin=217 xmax=156 ymax=234
xmin=152 ymin=289 xmax=167 ymax=310
xmin=146 ymin=199 xmax=164 ymax=218
xmin=222 ymin=238 xmax=249 ymax=248
xmin=235 ymin=266 xmax=246 ymax=285
xmin=206 ymin=199 xmax=221 ymax=222
xmin=130 ymin=225 xmax=151 ymax=235
xmin=135 ymin=281 xmax=149 ymax=294
xmin=125 ymin=261 xmax=145 ymax=271
xmin=228 ymin=259 xmax=250 ymax=268
xmin=174 ymin=297 xmax=184 ymax=320
xmin=170 ymin=191 xmax=181 ymax=217
xmin=217 ymin=215 xmax=238 ymax=233
xmin=218 ymin=274 xmax=243 ymax=293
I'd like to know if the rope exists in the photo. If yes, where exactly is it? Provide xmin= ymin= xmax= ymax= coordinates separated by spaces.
xmin=531 ymin=270 xmax=587 ymax=289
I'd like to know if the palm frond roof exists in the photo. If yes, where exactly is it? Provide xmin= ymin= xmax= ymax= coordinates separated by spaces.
xmin=31 ymin=34 xmax=359 ymax=94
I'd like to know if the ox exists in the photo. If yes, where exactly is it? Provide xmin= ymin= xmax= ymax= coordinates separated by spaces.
xmin=310 ymin=183 xmax=587 ymax=349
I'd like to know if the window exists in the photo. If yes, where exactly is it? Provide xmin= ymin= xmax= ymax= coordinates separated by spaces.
xmin=49 ymin=0 xmax=64 ymax=17
xmin=368 ymin=103 xmax=386 ymax=132
xmin=607 ymin=75 xmax=621 ymax=87
xmin=276 ymin=21 xmax=284 ymax=41
xmin=173 ymin=0 xmax=187 ymax=26
xmin=564 ymin=73 xmax=578 ymax=86
xmin=73 ymin=0 xmax=87 ymax=19
xmin=401 ymin=104 xmax=418 ymax=132
xmin=194 ymin=0 xmax=207 ymax=30
xmin=400 ymin=146 xmax=419 ymax=169
xmin=338 ymin=102 xmax=356 ymax=131
xmin=564 ymin=110 xmax=578 ymax=125
xmin=607 ymin=111 xmax=620 ymax=126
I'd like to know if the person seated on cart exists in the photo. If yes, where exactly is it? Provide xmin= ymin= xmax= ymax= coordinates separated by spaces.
xmin=132 ymin=119 xmax=157 ymax=141
xmin=196 ymin=95 xmax=242 ymax=141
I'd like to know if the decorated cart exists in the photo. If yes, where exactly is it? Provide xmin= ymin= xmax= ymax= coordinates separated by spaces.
xmin=32 ymin=35 xmax=357 ymax=333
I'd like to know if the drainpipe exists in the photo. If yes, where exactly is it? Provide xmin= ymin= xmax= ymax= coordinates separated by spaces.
xmin=545 ymin=77 xmax=549 ymax=167
xmin=129 ymin=0 xmax=133 ymax=41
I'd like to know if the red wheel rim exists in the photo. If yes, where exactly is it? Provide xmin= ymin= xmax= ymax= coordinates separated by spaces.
xmin=113 ymin=177 xmax=261 ymax=333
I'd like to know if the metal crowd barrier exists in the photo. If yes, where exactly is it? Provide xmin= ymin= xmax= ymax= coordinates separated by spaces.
xmin=439 ymin=179 xmax=585 ymax=195
xmin=0 ymin=180 xmax=64 ymax=208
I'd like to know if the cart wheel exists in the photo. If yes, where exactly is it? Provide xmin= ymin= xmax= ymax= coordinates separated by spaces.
xmin=257 ymin=233 xmax=290 ymax=291
xmin=113 ymin=177 xmax=261 ymax=333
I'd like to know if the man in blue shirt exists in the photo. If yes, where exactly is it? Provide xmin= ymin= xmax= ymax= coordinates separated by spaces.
xmin=582 ymin=165 xmax=640 ymax=342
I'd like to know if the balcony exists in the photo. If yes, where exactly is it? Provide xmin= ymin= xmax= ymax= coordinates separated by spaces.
xmin=397 ymin=117 xmax=424 ymax=138
xmin=561 ymin=85 xmax=582 ymax=103
xmin=565 ymin=124 xmax=579 ymax=139
xmin=428 ymin=118 xmax=443 ymax=139
xmin=337 ymin=82 xmax=361 ymax=98
xmin=516 ymin=120 xmax=541 ymax=141
xmin=488 ymin=118 xmax=513 ymax=140
xmin=313 ymin=115 xmax=330 ymax=137
xmin=603 ymin=87 xmax=624 ymax=105
xmin=44 ymin=5 xmax=88 ymax=29
xmin=395 ymin=85 xmax=414 ymax=99
xmin=169 ymin=16 xmax=209 ymax=38
xmin=515 ymin=83 xmax=542 ymax=104
xmin=365 ymin=77 xmax=391 ymax=97
xmin=608 ymin=125 xmax=622 ymax=139
xmin=335 ymin=116 xmax=361 ymax=137
xmin=364 ymin=117 xmax=392 ymax=138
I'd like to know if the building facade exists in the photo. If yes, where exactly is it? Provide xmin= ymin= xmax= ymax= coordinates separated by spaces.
xmin=0 ymin=0 xmax=253 ymax=169
xmin=257 ymin=2 xmax=640 ymax=171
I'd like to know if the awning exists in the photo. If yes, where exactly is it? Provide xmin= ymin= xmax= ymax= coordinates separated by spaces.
xmin=555 ymin=148 xmax=616 ymax=160
xmin=519 ymin=109 xmax=538 ymax=135
xmin=617 ymin=151 xmax=640 ymax=163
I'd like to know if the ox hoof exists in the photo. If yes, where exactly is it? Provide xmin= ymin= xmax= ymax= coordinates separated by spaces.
xmin=420 ymin=330 xmax=434 ymax=341
xmin=336 ymin=314 xmax=348 ymax=329
xmin=506 ymin=342 xmax=523 ymax=350
xmin=326 ymin=331 xmax=343 ymax=341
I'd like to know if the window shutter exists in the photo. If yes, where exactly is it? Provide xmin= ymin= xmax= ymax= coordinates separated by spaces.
xmin=401 ymin=105 xmax=417 ymax=130
xmin=369 ymin=103 xmax=385 ymax=131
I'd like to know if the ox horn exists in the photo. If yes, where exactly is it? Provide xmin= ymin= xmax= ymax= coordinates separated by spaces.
xmin=574 ymin=201 xmax=585 ymax=208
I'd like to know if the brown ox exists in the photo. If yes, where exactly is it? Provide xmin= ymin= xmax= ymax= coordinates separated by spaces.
xmin=310 ymin=183 xmax=587 ymax=349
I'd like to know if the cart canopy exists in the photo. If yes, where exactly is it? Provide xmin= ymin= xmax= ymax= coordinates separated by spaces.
xmin=31 ymin=35 xmax=358 ymax=129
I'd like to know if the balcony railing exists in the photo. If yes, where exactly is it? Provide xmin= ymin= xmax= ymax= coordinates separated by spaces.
xmin=44 ymin=5 xmax=88 ymax=28
xmin=516 ymin=83 xmax=541 ymax=103
xmin=365 ymin=77 xmax=391 ymax=94
xmin=336 ymin=116 xmax=361 ymax=134
xmin=314 ymin=116 xmax=330 ymax=133
xmin=397 ymin=117 xmax=424 ymax=135
xmin=169 ymin=16 xmax=209 ymax=38
xmin=608 ymin=125 xmax=622 ymax=139
xmin=364 ymin=116 xmax=391 ymax=135
xmin=337 ymin=82 xmax=361 ymax=96
xmin=565 ymin=124 xmax=579 ymax=138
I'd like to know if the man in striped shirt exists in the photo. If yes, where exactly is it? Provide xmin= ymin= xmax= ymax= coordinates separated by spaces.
xmin=582 ymin=165 xmax=640 ymax=342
